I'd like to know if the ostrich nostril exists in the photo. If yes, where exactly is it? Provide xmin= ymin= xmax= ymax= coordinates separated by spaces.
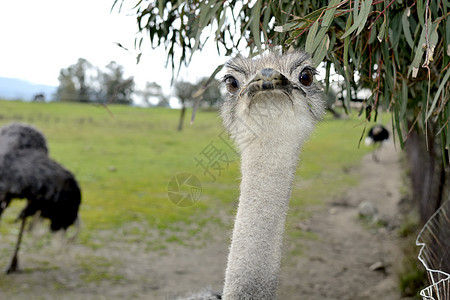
xmin=261 ymin=68 xmax=274 ymax=77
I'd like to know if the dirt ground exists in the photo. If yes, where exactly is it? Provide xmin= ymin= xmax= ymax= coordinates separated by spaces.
xmin=0 ymin=142 xmax=414 ymax=300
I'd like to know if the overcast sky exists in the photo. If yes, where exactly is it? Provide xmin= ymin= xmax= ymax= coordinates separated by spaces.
xmin=0 ymin=0 xmax=227 ymax=94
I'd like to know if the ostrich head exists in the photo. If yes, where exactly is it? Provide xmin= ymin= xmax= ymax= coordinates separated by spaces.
xmin=220 ymin=51 xmax=325 ymax=151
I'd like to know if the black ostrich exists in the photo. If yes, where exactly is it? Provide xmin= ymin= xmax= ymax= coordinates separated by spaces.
xmin=365 ymin=124 xmax=390 ymax=162
xmin=0 ymin=123 xmax=81 ymax=274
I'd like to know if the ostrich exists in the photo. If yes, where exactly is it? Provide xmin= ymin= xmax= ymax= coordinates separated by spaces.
xmin=0 ymin=123 xmax=81 ymax=274
xmin=0 ymin=123 xmax=49 ymax=222
xmin=364 ymin=124 xmax=389 ymax=162
xmin=180 ymin=51 xmax=325 ymax=299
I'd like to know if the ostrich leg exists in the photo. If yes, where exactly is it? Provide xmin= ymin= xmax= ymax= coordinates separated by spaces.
xmin=6 ymin=200 xmax=40 ymax=273
xmin=6 ymin=217 xmax=27 ymax=274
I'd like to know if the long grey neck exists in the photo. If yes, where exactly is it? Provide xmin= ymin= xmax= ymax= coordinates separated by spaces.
xmin=223 ymin=140 xmax=301 ymax=299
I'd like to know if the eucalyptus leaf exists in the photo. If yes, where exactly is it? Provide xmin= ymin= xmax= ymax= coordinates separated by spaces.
xmin=251 ymin=0 xmax=263 ymax=52
xmin=356 ymin=0 xmax=373 ymax=36
xmin=426 ymin=67 xmax=450 ymax=121
xmin=321 ymin=0 xmax=342 ymax=28
xmin=305 ymin=20 xmax=319 ymax=54
xmin=158 ymin=0 xmax=164 ymax=18
xmin=341 ymin=0 xmax=372 ymax=39
xmin=402 ymin=8 xmax=414 ymax=49
xmin=312 ymin=34 xmax=329 ymax=67
xmin=368 ymin=26 xmax=377 ymax=44
xmin=417 ymin=0 xmax=425 ymax=26
xmin=400 ymin=79 xmax=408 ymax=119
xmin=409 ymin=21 xmax=434 ymax=77
xmin=377 ymin=19 xmax=386 ymax=42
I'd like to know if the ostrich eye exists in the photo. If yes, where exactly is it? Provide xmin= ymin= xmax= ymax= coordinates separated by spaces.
xmin=298 ymin=68 xmax=314 ymax=86
xmin=225 ymin=76 xmax=240 ymax=94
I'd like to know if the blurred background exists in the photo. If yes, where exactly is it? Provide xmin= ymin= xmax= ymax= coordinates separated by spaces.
xmin=0 ymin=0 xmax=448 ymax=299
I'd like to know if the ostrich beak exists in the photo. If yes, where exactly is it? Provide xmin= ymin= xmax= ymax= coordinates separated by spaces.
xmin=245 ymin=68 xmax=290 ymax=95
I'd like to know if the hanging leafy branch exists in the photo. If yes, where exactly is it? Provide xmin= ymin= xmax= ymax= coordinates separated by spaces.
xmin=114 ymin=0 xmax=449 ymax=150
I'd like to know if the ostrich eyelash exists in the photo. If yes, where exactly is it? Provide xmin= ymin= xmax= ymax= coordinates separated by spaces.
xmin=221 ymin=75 xmax=232 ymax=83
xmin=301 ymin=67 xmax=318 ymax=76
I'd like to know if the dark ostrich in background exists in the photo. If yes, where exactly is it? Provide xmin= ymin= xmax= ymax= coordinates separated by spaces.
xmin=365 ymin=124 xmax=390 ymax=162
xmin=0 ymin=123 xmax=81 ymax=274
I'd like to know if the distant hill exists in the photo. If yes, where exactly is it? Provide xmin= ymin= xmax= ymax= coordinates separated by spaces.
xmin=0 ymin=77 xmax=57 ymax=101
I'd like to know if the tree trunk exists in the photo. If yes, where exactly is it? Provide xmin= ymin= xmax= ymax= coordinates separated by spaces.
xmin=404 ymin=125 xmax=448 ymax=224
xmin=177 ymin=99 xmax=186 ymax=131
xmin=405 ymin=124 xmax=450 ymax=274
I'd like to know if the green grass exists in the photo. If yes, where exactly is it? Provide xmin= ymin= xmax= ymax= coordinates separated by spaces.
xmin=0 ymin=100 xmax=373 ymax=247
xmin=78 ymin=255 xmax=125 ymax=284
xmin=289 ymin=114 xmax=375 ymax=210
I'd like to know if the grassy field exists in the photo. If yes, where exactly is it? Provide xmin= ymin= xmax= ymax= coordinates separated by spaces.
xmin=0 ymin=99 xmax=375 ymax=248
